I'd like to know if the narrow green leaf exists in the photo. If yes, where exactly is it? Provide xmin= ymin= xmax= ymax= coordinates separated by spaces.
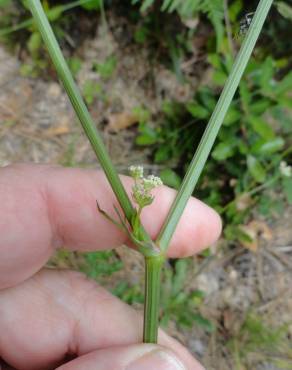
xmin=207 ymin=53 xmax=221 ymax=69
xmin=187 ymin=103 xmax=209 ymax=119
xmin=224 ymin=106 xmax=241 ymax=126
xmin=213 ymin=70 xmax=227 ymax=86
xmin=161 ymin=0 xmax=173 ymax=12
xmin=27 ymin=31 xmax=41 ymax=54
xmin=193 ymin=314 xmax=215 ymax=332
xmin=154 ymin=147 xmax=170 ymax=163
xmin=136 ymin=134 xmax=157 ymax=145
xmin=248 ymin=116 xmax=275 ymax=140
xmin=250 ymin=99 xmax=271 ymax=115
xmin=274 ymin=71 xmax=292 ymax=96
xmin=136 ymin=125 xmax=157 ymax=145
xmin=212 ymin=142 xmax=235 ymax=161
xmin=247 ymin=155 xmax=266 ymax=183
xmin=81 ymin=0 xmax=101 ymax=10
xmin=229 ymin=0 xmax=243 ymax=22
xmin=160 ymin=169 xmax=182 ymax=189
xmin=276 ymin=1 xmax=292 ymax=20
xmin=47 ymin=5 xmax=63 ymax=21
xmin=259 ymin=56 xmax=274 ymax=92
xmin=239 ymin=80 xmax=251 ymax=110
xmin=253 ymin=137 xmax=284 ymax=154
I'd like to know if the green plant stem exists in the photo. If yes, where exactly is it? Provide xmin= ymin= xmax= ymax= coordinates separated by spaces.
xmin=27 ymin=0 xmax=159 ymax=345
xmin=156 ymin=0 xmax=274 ymax=252
xmin=27 ymin=0 xmax=136 ymax=226
xmin=143 ymin=256 xmax=165 ymax=343
xmin=26 ymin=0 xmax=274 ymax=348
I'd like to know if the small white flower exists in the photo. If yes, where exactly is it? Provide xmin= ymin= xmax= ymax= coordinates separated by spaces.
xmin=129 ymin=166 xmax=163 ymax=209
xmin=280 ymin=161 xmax=291 ymax=177
xmin=143 ymin=175 xmax=163 ymax=190
xmin=129 ymin=165 xmax=144 ymax=179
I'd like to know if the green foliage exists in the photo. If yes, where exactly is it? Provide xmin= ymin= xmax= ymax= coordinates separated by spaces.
xmin=82 ymin=80 xmax=104 ymax=105
xmin=113 ymin=281 xmax=144 ymax=304
xmin=81 ymin=0 xmax=101 ymax=11
xmin=82 ymin=254 xmax=212 ymax=330
xmin=93 ymin=55 xmax=117 ymax=80
xmin=275 ymin=1 xmax=292 ymax=21
xmin=160 ymin=259 xmax=214 ymax=331
xmin=0 ymin=0 xmax=103 ymax=76
xmin=136 ymin=53 xmax=292 ymax=241
xmin=0 ymin=0 xmax=11 ymax=6
xmin=81 ymin=250 xmax=123 ymax=279
xmin=0 ymin=0 xmax=93 ymax=34
xmin=229 ymin=313 xmax=291 ymax=368
xmin=160 ymin=169 xmax=182 ymax=189
xmin=282 ymin=177 xmax=292 ymax=204
xmin=247 ymin=155 xmax=266 ymax=183
xmin=68 ymin=57 xmax=82 ymax=77
xmin=133 ymin=0 xmax=224 ymax=49
xmin=90 ymin=255 xmax=213 ymax=331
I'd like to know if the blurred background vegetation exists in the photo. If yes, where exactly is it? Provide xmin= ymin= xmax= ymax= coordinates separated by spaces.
xmin=0 ymin=0 xmax=292 ymax=369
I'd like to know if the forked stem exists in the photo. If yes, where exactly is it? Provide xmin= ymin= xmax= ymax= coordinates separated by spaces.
xmin=27 ymin=0 xmax=273 ymax=347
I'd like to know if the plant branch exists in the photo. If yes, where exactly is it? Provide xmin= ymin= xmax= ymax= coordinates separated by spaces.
xmin=27 ymin=0 xmax=162 ymax=346
xmin=27 ymin=0 xmax=153 ymax=245
xmin=156 ymin=0 xmax=274 ymax=252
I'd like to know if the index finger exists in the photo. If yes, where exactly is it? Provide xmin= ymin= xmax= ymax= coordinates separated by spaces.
xmin=0 ymin=164 xmax=221 ymax=289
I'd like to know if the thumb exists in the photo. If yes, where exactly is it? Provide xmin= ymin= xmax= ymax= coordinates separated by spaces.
xmin=56 ymin=344 xmax=205 ymax=370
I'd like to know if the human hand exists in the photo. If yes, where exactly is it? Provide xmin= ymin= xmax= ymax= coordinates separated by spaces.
xmin=0 ymin=164 xmax=221 ymax=370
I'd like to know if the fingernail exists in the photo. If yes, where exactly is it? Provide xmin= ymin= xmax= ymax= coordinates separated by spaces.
xmin=126 ymin=349 xmax=186 ymax=370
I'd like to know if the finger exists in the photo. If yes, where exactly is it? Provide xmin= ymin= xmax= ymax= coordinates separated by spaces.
xmin=0 ymin=164 xmax=221 ymax=288
xmin=56 ymin=344 xmax=205 ymax=370
xmin=0 ymin=269 xmax=202 ymax=370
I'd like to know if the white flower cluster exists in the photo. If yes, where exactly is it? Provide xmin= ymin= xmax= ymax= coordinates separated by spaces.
xmin=280 ymin=161 xmax=291 ymax=177
xmin=143 ymin=174 xmax=163 ymax=190
xmin=129 ymin=166 xmax=163 ymax=209
xmin=129 ymin=165 xmax=144 ymax=179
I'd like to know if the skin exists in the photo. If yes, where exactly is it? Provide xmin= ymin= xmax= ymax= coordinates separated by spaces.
xmin=0 ymin=164 xmax=222 ymax=370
